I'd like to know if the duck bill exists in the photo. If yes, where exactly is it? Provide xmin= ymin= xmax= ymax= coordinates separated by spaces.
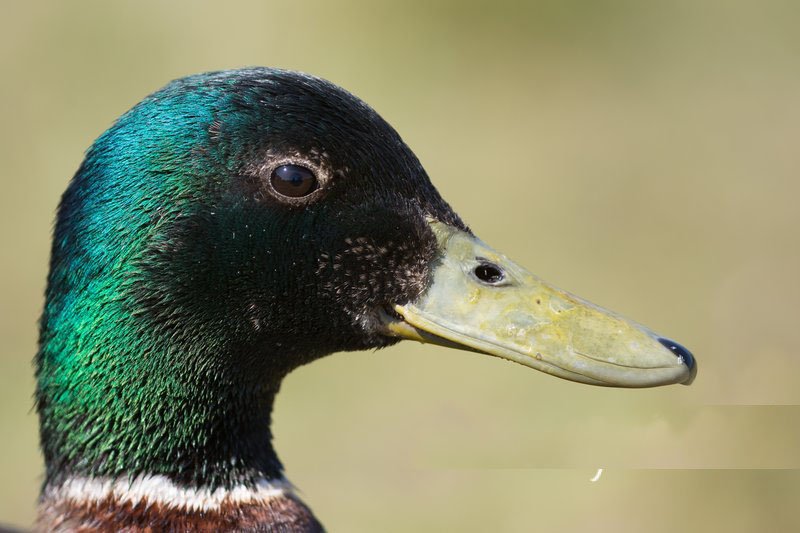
xmin=383 ymin=221 xmax=696 ymax=388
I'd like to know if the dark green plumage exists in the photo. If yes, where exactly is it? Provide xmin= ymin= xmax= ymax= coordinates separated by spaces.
xmin=37 ymin=68 xmax=464 ymax=489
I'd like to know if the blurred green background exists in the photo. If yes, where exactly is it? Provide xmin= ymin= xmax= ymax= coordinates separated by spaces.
xmin=2 ymin=1 xmax=799 ymax=531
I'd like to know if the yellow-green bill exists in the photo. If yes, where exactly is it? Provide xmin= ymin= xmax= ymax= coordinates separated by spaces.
xmin=383 ymin=221 xmax=696 ymax=388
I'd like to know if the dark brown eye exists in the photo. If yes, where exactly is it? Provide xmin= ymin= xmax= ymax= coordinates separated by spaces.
xmin=474 ymin=262 xmax=505 ymax=285
xmin=270 ymin=164 xmax=317 ymax=198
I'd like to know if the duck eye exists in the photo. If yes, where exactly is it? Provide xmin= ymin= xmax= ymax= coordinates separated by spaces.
xmin=474 ymin=262 xmax=505 ymax=285
xmin=270 ymin=164 xmax=317 ymax=198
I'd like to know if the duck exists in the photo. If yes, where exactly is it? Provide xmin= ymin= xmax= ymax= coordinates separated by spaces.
xmin=35 ymin=67 xmax=696 ymax=532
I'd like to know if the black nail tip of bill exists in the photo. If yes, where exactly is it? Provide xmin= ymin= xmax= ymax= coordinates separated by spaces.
xmin=658 ymin=337 xmax=697 ymax=385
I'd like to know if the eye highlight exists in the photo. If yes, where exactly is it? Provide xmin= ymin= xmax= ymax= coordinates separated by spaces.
xmin=270 ymin=164 xmax=317 ymax=198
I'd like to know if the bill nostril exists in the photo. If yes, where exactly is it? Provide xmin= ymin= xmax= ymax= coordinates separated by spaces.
xmin=658 ymin=337 xmax=695 ymax=370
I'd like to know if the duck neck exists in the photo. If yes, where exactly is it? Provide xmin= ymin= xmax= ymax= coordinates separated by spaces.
xmin=38 ymin=353 xmax=288 ymax=488
xmin=36 ymin=346 xmax=327 ymax=529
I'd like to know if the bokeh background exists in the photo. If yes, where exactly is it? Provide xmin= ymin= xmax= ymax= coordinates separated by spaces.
xmin=2 ymin=1 xmax=799 ymax=531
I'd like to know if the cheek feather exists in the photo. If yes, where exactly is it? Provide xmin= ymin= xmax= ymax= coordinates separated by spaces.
xmin=316 ymin=231 xmax=437 ymax=326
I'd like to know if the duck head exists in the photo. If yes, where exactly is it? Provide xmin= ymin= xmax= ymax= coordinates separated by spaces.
xmin=36 ymin=68 xmax=695 ymax=529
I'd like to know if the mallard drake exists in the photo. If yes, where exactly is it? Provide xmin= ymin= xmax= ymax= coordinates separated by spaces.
xmin=35 ymin=67 xmax=696 ymax=531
